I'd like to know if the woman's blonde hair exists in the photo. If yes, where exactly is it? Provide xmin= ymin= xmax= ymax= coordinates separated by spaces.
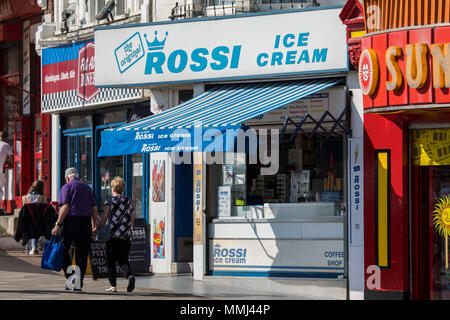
xmin=111 ymin=176 xmax=125 ymax=194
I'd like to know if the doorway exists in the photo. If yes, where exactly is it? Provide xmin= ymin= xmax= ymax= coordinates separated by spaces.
xmin=411 ymin=127 xmax=450 ymax=299
xmin=62 ymin=130 xmax=93 ymax=189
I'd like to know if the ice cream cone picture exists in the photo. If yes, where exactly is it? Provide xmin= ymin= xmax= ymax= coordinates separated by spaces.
xmin=433 ymin=195 xmax=450 ymax=269
xmin=152 ymin=160 xmax=165 ymax=202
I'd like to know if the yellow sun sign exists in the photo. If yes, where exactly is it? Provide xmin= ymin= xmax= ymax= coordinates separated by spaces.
xmin=433 ymin=195 xmax=450 ymax=269
xmin=433 ymin=195 xmax=450 ymax=237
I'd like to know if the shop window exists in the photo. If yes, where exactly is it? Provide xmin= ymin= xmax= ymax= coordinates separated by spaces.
xmin=210 ymin=131 xmax=345 ymax=219
xmin=130 ymin=153 xmax=144 ymax=219
xmin=62 ymin=114 xmax=92 ymax=129
xmin=178 ymin=90 xmax=194 ymax=104
xmin=1 ymin=45 xmax=20 ymax=75
xmin=99 ymin=156 xmax=124 ymax=207
xmin=96 ymin=110 xmax=127 ymax=126
xmin=375 ymin=150 xmax=390 ymax=268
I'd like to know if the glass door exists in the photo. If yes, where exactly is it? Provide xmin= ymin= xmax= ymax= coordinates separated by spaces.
xmin=63 ymin=130 xmax=93 ymax=189
xmin=411 ymin=127 xmax=450 ymax=300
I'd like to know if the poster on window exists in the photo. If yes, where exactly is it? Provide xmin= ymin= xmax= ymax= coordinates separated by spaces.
xmin=152 ymin=218 xmax=165 ymax=259
xmin=152 ymin=160 xmax=165 ymax=202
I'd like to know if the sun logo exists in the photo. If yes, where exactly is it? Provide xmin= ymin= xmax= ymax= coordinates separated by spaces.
xmin=433 ymin=195 xmax=450 ymax=237
xmin=433 ymin=195 xmax=450 ymax=269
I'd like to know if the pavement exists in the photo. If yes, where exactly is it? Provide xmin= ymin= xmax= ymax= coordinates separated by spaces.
xmin=0 ymin=233 xmax=346 ymax=300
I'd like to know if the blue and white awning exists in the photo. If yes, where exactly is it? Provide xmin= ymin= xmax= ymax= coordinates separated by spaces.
xmin=98 ymin=78 xmax=342 ymax=157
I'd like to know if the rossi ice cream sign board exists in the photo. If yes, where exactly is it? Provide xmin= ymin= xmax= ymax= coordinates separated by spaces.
xmin=94 ymin=7 xmax=348 ymax=87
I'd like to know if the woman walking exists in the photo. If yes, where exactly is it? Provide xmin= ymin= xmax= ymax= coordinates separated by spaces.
xmin=22 ymin=180 xmax=47 ymax=255
xmin=96 ymin=176 xmax=135 ymax=292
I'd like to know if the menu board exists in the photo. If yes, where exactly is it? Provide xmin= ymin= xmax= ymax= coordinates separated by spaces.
xmin=245 ymin=93 xmax=329 ymax=124
xmin=89 ymin=218 xmax=150 ymax=279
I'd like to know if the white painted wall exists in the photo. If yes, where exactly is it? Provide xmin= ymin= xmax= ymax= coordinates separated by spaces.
xmin=149 ymin=152 xmax=175 ymax=273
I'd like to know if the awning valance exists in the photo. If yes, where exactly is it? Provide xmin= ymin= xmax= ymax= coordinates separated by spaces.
xmin=98 ymin=78 xmax=342 ymax=157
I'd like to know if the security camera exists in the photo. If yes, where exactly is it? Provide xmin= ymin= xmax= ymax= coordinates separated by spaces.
xmin=96 ymin=0 xmax=116 ymax=22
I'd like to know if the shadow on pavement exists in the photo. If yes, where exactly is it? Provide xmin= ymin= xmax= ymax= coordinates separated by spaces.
xmin=0 ymin=289 xmax=209 ymax=299
xmin=0 ymin=252 xmax=62 ymax=276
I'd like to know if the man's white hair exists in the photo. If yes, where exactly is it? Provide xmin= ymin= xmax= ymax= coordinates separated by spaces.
xmin=65 ymin=167 xmax=79 ymax=180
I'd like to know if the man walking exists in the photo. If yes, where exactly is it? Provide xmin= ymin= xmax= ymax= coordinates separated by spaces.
xmin=0 ymin=131 xmax=12 ymax=211
xmin=52 ymin=167 xmax=98 ymax=293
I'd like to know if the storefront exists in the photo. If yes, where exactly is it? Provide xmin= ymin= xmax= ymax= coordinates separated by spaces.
xmin=0 ymin=1 xmax=46 ymax=212
xmin=40 ymin=39 xmax=149 ymax=220
xmin=358 ymin=0 xmax=450 ymax=299
xmin=94 ymin=5 xmax=362 ymax=285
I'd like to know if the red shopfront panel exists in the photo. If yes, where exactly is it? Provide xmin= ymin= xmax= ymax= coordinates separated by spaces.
xmin=34 ymin=113 xmax=51 ymax=200
xmin=361 ymin=36 xmax=373 ymax=110
xmin=14 ymin=117 xmax=32 ymax=208
xmin=387 ymin=31 xmax=409 ymax=106
xmin=433 ymin=26 xmax=450 ymax=104
xmin=409 ymin=28 xmax=434 ymax=105
xmin=364 ymin=113 xmax=409 ymax=296
xmin=372 ymin=34 xmax=388 ymax=108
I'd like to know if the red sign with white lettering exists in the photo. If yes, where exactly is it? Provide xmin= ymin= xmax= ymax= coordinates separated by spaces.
xmin=77 ymin=43 xmax=98 ymax=101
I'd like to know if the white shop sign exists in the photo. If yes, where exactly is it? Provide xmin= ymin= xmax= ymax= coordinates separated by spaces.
xmin=209 ymin=239 xmax=344 ymax=276
xmin=94 ymin=7 xmax=347 ymax=87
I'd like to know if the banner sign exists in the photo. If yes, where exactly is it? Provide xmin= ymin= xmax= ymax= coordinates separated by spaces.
xmin=98 ymin=125 xmax=242 ymax=157
xmin=41 ymin=39 xmax=143 ymax=113
xmin=94 ymin=7 xmax=347 ymax=87
xmin=193 ymin=152 xmax=203 ymax=245
xmin=348 ymin=138 xmax=364 ymax=246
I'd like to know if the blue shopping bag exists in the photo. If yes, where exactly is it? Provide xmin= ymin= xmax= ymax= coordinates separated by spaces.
xmin=41 ymin=235 xmax=64 ymax=271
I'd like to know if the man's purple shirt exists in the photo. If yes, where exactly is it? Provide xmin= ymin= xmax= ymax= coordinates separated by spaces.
xmin=59 ymin=178 xmax=97 ymax=216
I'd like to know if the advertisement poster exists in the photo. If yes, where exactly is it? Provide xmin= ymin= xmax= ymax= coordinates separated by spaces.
xmin=217 ymin=186 xmax=232 ymax=217
xmin=152 ymin=160 xmax=165 ymax=202
xmin=153 ymin=218 xmax=165 ymax=259
xmin=412 ymin=128 xmax=450 ymax=166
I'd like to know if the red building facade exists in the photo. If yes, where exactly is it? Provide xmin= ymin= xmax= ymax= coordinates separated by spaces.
xmin=0 ymin=0 xmax=49 ymax=211
xmin=355 ymin=0 xmax=450 ymax=299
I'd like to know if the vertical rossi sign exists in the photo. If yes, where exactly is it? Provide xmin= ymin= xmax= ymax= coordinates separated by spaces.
xmin=193 ymin=152 xmax=203 ymax=245
xmin=348 ymin=138 xmax=364 ymax=246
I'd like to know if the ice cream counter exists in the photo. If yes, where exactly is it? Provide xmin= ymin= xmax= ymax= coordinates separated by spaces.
xmin=208 ymin=202 xmax=345 ymax=278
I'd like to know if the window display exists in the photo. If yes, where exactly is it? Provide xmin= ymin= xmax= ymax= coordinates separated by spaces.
xmin=212 ymin=131 xmax=345 ymax=219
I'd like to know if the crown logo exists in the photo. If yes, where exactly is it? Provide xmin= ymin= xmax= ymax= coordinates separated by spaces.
xmin=144 ymin=31 xmax=168 ymax=51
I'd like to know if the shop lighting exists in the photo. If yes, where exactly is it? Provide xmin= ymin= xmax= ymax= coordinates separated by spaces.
xmin=96 ymin=0 xmax=116 ymax=22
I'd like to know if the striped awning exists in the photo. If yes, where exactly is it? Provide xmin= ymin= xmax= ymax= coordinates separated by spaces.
xmin=98 ymin=78 xmax=342 ymax=157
